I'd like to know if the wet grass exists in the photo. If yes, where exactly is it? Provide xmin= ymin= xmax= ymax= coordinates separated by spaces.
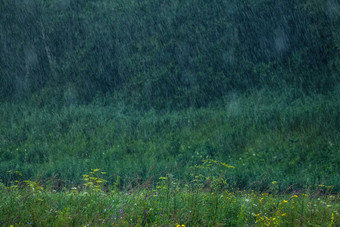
xmin=0 ymin=172 xmax=339 ymax=226
xmin=0 ymin=88 xmax=339 ymax=225
xmin=1 ymin=88 xmax=339 ymax=191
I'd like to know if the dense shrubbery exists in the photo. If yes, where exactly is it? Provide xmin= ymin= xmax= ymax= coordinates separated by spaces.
xmin=1 ymin=0 xmax=339 ymax=108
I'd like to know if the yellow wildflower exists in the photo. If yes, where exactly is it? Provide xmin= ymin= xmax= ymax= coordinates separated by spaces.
xmin=281 ymin=213 xmax=287 ymax=216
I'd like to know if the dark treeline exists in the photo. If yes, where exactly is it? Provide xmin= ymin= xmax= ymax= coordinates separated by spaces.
xmin=1 ymin=0 xmax=339 ymax=108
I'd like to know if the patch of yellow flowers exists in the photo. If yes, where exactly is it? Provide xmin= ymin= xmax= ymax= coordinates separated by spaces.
xmin=82 ymin=168 xmax=107 ymax=192
xmin=175 ymin=224 xmax=185 ymax=227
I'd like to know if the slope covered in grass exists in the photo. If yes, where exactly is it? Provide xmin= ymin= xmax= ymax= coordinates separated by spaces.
xmin=1 ymin=88 xmax=339 ymax=192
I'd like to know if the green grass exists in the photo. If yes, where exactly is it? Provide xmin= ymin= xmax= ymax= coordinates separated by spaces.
xmin=1 ymin=88 xmax=339 ymax=192
xmin=0 ymin=90 xmax=340 ymax=191
xmin=0 ymin=173 xmax=339 ymax=226
xmin=0 ymin=87 xmax=340 ymax=225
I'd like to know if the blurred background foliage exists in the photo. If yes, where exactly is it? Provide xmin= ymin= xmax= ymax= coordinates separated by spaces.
xmin=1 ymin=0 xmax=339 ymax=108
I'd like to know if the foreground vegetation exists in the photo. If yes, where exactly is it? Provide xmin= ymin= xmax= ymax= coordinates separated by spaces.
xmin=1 ymin=167 xmax=339 ymax=226
xmin=1 ymin=87 xmax=339 ymax=225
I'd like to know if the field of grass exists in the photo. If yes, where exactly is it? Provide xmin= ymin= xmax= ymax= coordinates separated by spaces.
xmin=0 ymin=168 xmax=339 ymax=226
xmin=0 ymin=88 xmax=340 ymax=225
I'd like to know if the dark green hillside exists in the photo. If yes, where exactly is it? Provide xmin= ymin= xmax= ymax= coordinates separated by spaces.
xmin=1 ymin=0 xmax=339 ymax=107
xmin=0 ymin=0 xmax=339 ymax=192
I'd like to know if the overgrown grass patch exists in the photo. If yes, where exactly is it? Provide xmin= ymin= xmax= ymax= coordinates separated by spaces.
xmin=0 ymin=176 xmax=339 ymax=226
xmin=0 ymin=88 xmax=339 ymax=191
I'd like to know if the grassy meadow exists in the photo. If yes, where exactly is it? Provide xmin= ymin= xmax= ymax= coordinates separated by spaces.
xmin=0 ymin=88 xmax=340 ymax=226
xmin=2 ymin=0 xmax=340 ymax=225
xmin=0 ymin=171 xmax=339 ymax=226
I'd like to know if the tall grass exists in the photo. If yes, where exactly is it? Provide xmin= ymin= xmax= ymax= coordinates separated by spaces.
xmin=0 ymin=168 xmax=338 ymax=226
xmin=0 ymin=87 xmax=339 ymax=191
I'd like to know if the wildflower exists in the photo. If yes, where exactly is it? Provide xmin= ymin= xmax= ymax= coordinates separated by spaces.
xmin=283 ymin=200 xmax=288 ymax=203
xmin=281 ymin=213 xmax=287 ymax=216
xmin=331 ymin=213 xmax=335 ymax=225
xmin=104 ymin=209 xmax=107 ymax=212
xmin=292 ymin=195 xmax=298 ymax=198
